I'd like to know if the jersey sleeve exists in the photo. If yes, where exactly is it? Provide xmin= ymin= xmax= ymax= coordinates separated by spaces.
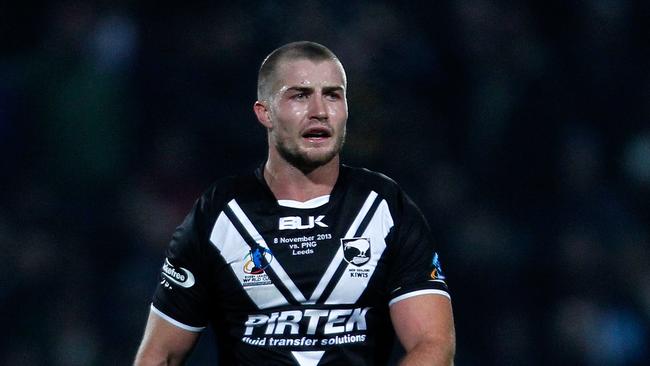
xmin=386 ymin=191 xmax=450 ymax=306
xmin=151 ymin=193 xmax=214 ymax=332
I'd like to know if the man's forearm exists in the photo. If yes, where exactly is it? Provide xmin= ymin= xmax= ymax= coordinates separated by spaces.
xmin=134 ymin=352 xmax=185 ymax=366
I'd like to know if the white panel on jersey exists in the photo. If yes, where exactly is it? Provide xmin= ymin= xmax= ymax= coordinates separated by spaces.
xmin=325 ymin=199 xmax=393 ymax=304
xmin=210 ymin=211 xmax=289 ymax=309
xmin=308 ymin=191 xmax=379 ymax=304
xmin=291 ymin=351 xmax=325 ymax=366
xmin=210 ymin=212 xmax=250 ymax=263
xmin=227 ymin=200 xmax=307 ymax=303
xmin=278 ymin=195 xmax=330 ymax=209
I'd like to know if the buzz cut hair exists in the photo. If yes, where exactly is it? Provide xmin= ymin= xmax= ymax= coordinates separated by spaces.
xmin=257 ymin=41 xmax=344 ymax=102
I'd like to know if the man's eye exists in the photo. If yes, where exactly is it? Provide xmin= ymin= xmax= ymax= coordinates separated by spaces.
xmin=325 ymin=93 xmax=341 ymax=100
xmin=292 ymin=93 xmax=307 ymax=100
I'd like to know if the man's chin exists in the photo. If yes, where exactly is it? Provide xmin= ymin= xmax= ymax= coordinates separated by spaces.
xmin=281 ymin=149 xmax=338 ymax=173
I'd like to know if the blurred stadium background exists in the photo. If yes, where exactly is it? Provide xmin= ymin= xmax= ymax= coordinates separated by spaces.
xmin=1 ymin=1 xmax=649 ymax=365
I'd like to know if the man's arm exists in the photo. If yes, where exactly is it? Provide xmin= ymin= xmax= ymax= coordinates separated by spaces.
xmin=390 ymin=294 xmax=455 ymax=366
xmin=134 ymin=309 xmax=201 ymax=366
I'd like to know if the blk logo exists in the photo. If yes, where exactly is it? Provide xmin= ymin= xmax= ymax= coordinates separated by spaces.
xmin=279 ymin=215 xmax=328 ymax=230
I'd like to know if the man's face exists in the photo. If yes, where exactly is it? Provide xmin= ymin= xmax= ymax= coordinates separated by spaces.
xmin=266 ymin=58 xmax=348 ymax=171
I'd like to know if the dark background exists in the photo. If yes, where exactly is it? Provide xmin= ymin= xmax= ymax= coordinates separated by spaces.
xmin=1 ymin=1 xmax=649 ymax=365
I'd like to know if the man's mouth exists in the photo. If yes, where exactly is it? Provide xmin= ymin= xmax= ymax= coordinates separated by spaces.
xmin=302 ymin=126 xmax=332 ymax=142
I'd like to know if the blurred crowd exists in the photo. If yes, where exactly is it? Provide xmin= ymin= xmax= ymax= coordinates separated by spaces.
xmin=1 ymin=1 xmax=649 ymax=365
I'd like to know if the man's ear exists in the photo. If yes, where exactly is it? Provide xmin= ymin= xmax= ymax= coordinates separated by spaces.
xmin=253 ymin=101 xmax=272 ymax=129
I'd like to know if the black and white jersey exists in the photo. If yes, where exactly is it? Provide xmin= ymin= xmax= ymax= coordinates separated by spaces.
xmin=152 ymin=165 xmax=450 ymax=366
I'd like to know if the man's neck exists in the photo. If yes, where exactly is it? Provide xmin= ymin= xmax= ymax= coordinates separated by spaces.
xmin=264 ymin=155 xmax=340 ymax=202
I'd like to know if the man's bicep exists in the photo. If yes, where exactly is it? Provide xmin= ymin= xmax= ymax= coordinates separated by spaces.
xmin=134 ymin=308 xmax=201 ymax=366
xmin=389 ymin=294 xmax=455 ymax=352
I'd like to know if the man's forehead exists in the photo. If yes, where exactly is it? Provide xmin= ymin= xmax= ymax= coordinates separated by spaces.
xmin=275 ymin=58 xmax=346 ymax=88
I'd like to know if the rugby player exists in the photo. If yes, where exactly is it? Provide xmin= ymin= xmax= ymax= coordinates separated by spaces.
xmin=134 ymin=41 xmax=455 ymax=366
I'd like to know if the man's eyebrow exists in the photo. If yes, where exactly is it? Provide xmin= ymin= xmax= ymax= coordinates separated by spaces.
xmin=322 ymin=86 xmax=345 ymax=93
xmin=284 ymin=85 xmax=345 ymax=94
xmin=285 ymin=86 xmax=313 ymax=93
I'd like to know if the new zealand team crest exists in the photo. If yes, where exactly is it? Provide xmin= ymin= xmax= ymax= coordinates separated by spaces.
xmin=341 ymin=238 xmax=371 ymax=266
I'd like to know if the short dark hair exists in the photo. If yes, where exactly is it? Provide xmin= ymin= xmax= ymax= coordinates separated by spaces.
xmin=257 ymin=41 xmax=342 ymax=101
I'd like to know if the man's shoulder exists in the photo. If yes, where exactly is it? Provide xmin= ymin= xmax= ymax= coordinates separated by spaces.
xmin=342 ymin=164 xmax=401 ymax=194
xmin=199 ymin=171 xmax=266 ymax=210
xmin=340 ymin=165 xmax=424 ymax=218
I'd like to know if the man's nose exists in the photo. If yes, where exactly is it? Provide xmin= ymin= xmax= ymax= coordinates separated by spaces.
xmin=309 ymin=94 xmax=328 ymax=120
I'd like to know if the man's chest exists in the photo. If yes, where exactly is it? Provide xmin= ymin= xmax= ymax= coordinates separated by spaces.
xmin=208 ymin=192 xmax=395 ymax=309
